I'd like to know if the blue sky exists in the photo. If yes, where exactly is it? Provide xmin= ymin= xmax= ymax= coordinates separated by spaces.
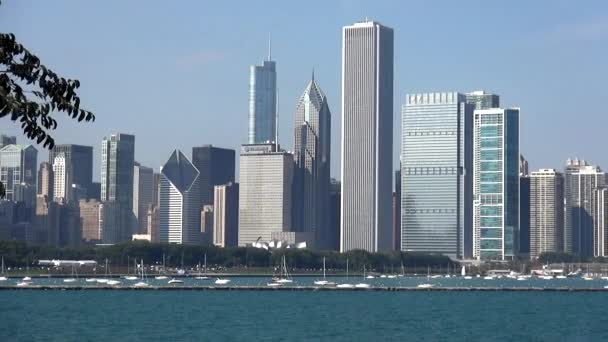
xmin=2 ymin=0 xmax=608 ymax=180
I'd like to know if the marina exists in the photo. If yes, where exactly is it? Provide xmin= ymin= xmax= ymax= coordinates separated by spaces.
xmin=3 ymin=274 xmax=608 ymax=291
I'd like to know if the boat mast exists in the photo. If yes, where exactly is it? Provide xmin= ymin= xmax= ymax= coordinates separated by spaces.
xmin=323 ymin=257 xmax=326 ymax=280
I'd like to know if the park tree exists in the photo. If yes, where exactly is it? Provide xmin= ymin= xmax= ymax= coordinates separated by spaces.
xmin=0 ymin=3 xmax=95 ymax=197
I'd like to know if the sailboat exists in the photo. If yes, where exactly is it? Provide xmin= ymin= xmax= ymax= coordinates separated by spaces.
xmin=133 ymin=259 xmax=149 ymax=287
xmin=195 ymin=254 xmax=210 ymax=280
xmin=355 ymin=265 xmax=371 ymax=288
xmin=271 ymin=255 xmax=293 ymax=284
xmin=417 ymin=266 xmax=435 ymax=288
xmin=337 ymin=258 xmax=354 ymax=288
xmin=63 ymin=265 xmax=77 ymax=283
xmin=0 ymin=257 xmax=8 ymax=281
xmin=125 ymin=259 xmax=139 ymax=280
xmin=105 ymin=259 xmax=121 ymax=286
xmin=22 ymin=258 xmax=31 ymax=282
xmin=314 ymin=257 xmax=335 ymax=286
xmin=155 ymin=254 xmax=169 ymax=280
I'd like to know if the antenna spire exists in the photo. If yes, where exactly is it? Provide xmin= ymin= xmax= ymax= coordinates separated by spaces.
xmin=268 ymin=33 xmax=272 ymax=61
xmin=312 ymin=67 xmax=315 ymax=81
xmin=275 ymin=87 xmax=279 ymax=151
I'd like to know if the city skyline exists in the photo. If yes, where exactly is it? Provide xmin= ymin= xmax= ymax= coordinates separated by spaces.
xmin=3 ymin=1 xmax=607 ymax=181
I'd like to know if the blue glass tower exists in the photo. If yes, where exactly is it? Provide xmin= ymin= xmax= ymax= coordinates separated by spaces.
xmin=473 ymin=108 xmax=520 ymax=260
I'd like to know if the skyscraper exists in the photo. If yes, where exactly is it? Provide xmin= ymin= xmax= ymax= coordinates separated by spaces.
xmin=38 ymin=162 xmax=54 ymax=199
xmin=595 ymin=187 xmax=608 ymax=257
xmin=248 ymin=42 xmax=277 ymax=144
xmin=238 ymin=144 xmax=293 ymax=246
xmin=341 ymin=20 xmax=393 ymax=252
xmin=213 ymin=182 xmax=239 ymax=248
xmin=100 ymin=133 xmax=135 ymax=242
xmin=564 ymin=158 xmax=606 ymax=257
xmin=530 ymin=169 xmax=564 ymax=259
xmin=519 ymin=155 xmax=531 ymax=257
xmin=473 ymin=108 xmax=520 ymax=260
xmin=133 ymin=163 xmax=154 ymax=234
xmin=0 ymin=144 xmax=37 ymax=201
xmin=401 ymin=92 xmax=473 ymax=258
xmin=159 ymin=150 xmax=201 ymax=244
xmin=191 ymin=145 xmax=235 ymax=206
xmin=52 ymin=153 xmax=70 ymax=203
xmin=292 ymin=73 xmax=331 ymax=249
xmin=465 ymin=90 xmax=500 ymax=110
xmin=393 ymin=169 xmax=401 ymax=251
xmin=48 ymin=144 xmax=93 ymax=197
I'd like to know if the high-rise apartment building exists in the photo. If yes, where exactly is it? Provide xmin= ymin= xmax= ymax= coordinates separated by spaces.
xmin=159 ymin=150 xmax=201 ymax=244
xmin=292 ymin=74 xmax=331 ymax=249
xmin=191 ymin=145 xmax=235 ymax=206
xmin=238 ymin=144 xmax=293 ymax=246
xmin=100 ymin=133 xmax=135 ymax=243
xmin=341 ymin=20 xmax=393 ymax=252
xmin=473 ymin=108 xmax=520 ymax=260
xmin=401 ymin=92 xmax=473 ymax=258
xmin=248 ymin=45 xmax=277 ymax=144
xmin=48 ymin=144 xmax=93 ymax=197
xmin=133 ymin=163 xmax=154 ymax=234
xmin=529 ymin=169 xmax=564 ymax=259
xmin=595 ymin=187 xmax=608 ymax=257
xmin=38 ymin=162 xmax=53 ymax=198
xmin=564 ymin=158 xmax=606 ymax=257
xmin=0 ymin=144 xmax=37 ymax=201
xmin=213 ymin=182 xmax=239 ymax=248
xmin=52 ymin=153 xmax=70 ymax=203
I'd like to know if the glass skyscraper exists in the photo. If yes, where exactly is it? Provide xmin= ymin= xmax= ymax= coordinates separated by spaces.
xmin=341 ymin=20 xmax=393 ymax=252
xmin=100 ymin=133 xmax=135 ymax=242
xmin=0 ymin=144 xmax=37 ymax=201
xmin=473 ymin=108 xmax=520 ymax=260
xmin=401 ymin=92 xmax=473 ymax=259
xmin=292 ymin=73 xmax=331 ymax=249
xmin=191 ymin=145 xmax=235 ymax=206
xmin=48 ymin=144 xmax=93 ymax=199
xmin=248 ymin=48 xmax=277 ymax=144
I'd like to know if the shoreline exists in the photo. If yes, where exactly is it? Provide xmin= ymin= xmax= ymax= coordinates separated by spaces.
xmin=1 ymin=285 xmax=606 ymax=292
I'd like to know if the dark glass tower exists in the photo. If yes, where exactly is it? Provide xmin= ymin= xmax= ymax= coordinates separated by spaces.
xmin=49 ymin=144 xmax=93 ymax=199
xmin=191 ymin=145 xmax=235 ymax=206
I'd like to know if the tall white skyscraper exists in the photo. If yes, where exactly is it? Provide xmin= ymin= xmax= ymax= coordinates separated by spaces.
xmin=133 ymin=162 xmax=154 ymax=234
xmin=473 ymin=108 xmax=520 ymax=260
xmin=340 ymin=20 xmax=394 ymax=252
xmin=159 ymin=150 xmax=201 ymax=245
xmin=248 ymin=41 xmax=277 ymax=144
xmin=530 ymin=169 xmax=564 ymax=259
xmin=401 ymin=92 xmax=473 ymax=259
xmin=52 ymin=153 xmax=70 ymax=202
xmin=238 ymin=144 xmax=293 ymax=246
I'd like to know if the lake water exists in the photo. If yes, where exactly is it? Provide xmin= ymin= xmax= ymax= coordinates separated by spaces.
xmin=2 ymin=274 xmax=608 ymax=288
xmin=2 ymin=290 xmax=608 ymax=341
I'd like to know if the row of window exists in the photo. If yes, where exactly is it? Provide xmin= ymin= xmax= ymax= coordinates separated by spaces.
xmin=403 ymin=167 xmax=460 ymax=175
